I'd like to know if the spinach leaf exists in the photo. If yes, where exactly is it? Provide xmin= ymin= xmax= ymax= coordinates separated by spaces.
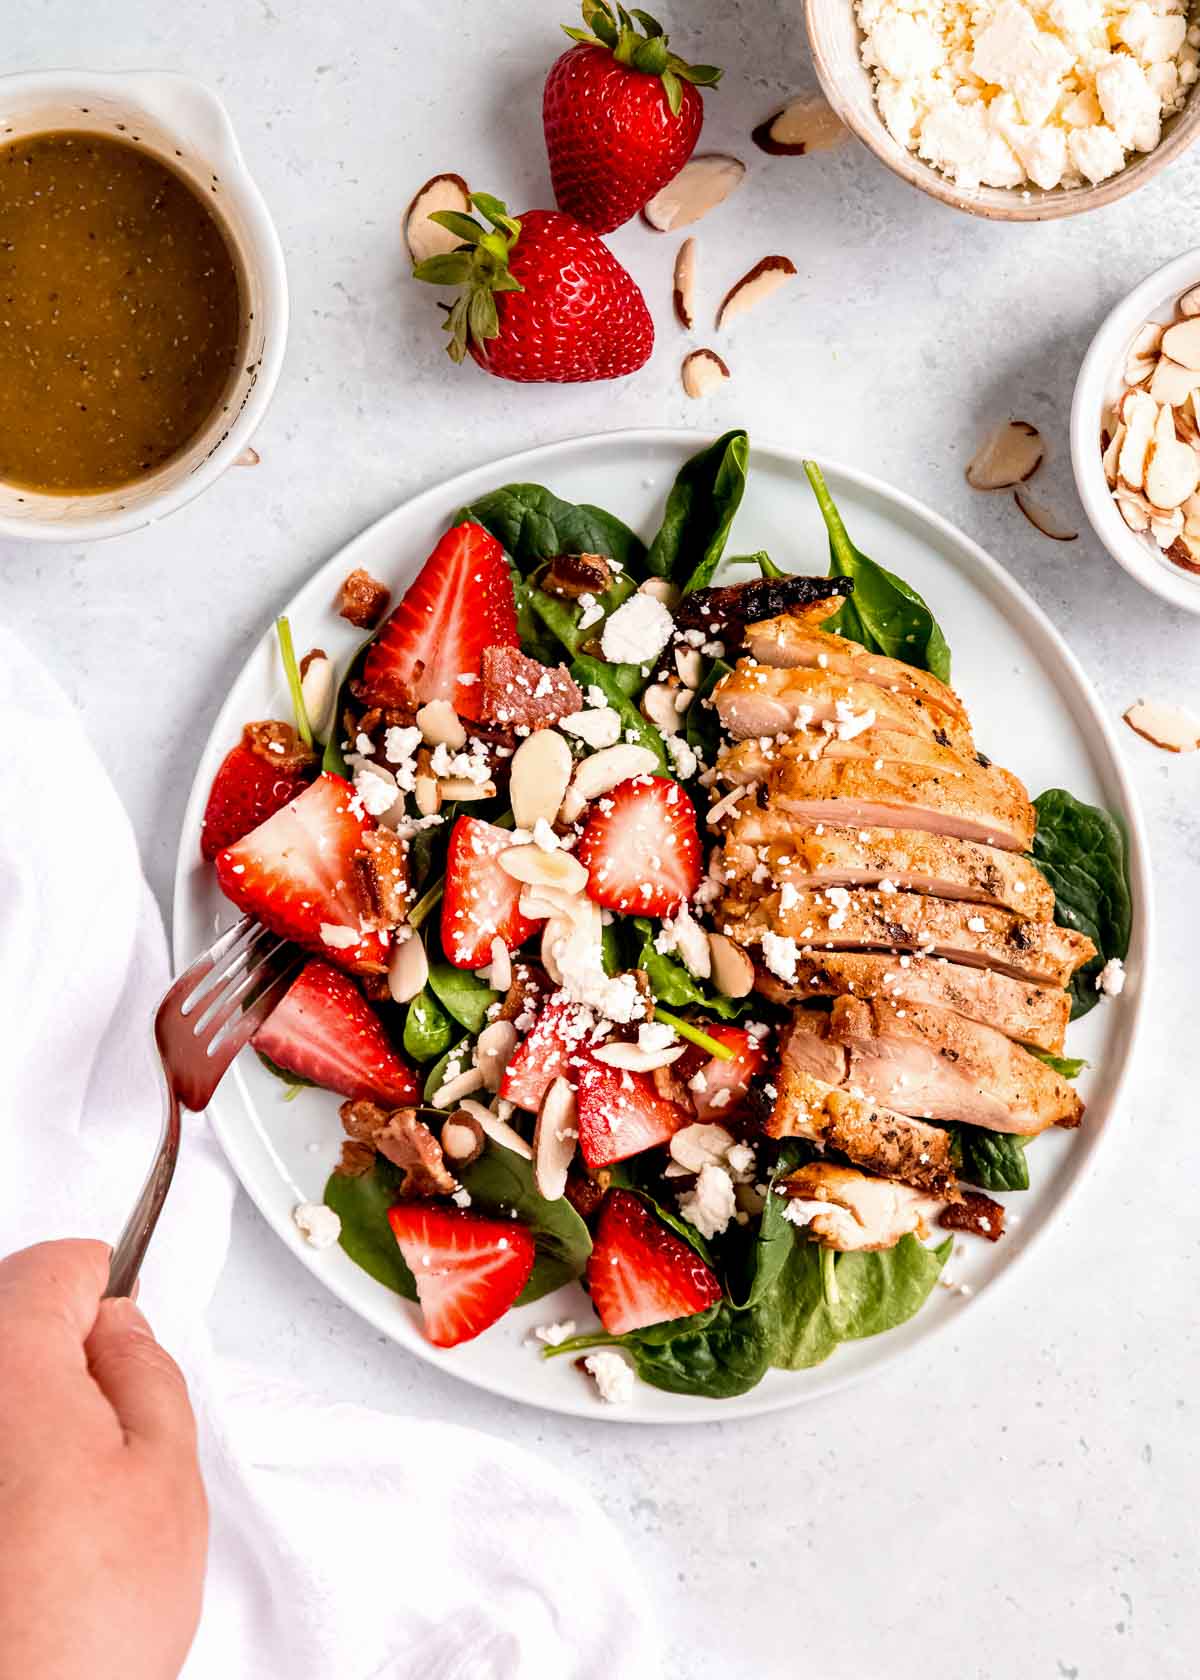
xmin=527 ymin=570 xmax=637 ymax=659
xmin=646 ymin=430 xmax=749 ymax=593
xmin=802 ymin=461 xmax=952 ymax=683
xmin=512 ymin=573 xmax=566 ymax=667
xmin=954 ymin=1125 xmax=1030 ymax=1193
xmin=403 ymin=984 xmax=455 ymax=1064
xmin=1031 ymin=788 xmax=1132 ymax=1020
xmin=569 ymin=656 xmax=670 ymax=769
xmin=829 ymin=1235 xmax=953 ymax=1341
xmin=629 ymin=916 xmax=749 ymax=1021
xmin=684 ymin=657 xmax=732 ymax=769
xmin=423 ymin=1037 xmax=469 ymax=1103
xmin=324 ymin=1158 xmax=417 ymax=1300
xmin=1028 ymin=1047 xmax=1087 ymax=1079
xmin=460 ymin=1143 xmax=592 ymax=1304
xmin=255 ymin=1047 xmax=314 ymax=1097
xmin=458 ymin=485 xmax=646 ymax=576
xmin=427 ymin=959 xmax=499 ymax=1034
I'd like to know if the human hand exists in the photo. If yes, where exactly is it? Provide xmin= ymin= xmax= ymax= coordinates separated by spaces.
xmin=0 ymin=1240 xmax=207 ymax=1680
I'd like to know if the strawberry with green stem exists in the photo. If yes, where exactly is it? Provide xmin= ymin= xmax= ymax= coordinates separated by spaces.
xmin=413 ymin=192 xmax=653 ymax=384
xmin=544 ymin=2 xmax=721 ymax=234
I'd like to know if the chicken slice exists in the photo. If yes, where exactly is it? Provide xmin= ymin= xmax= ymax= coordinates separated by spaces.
xmin=754 ymin=951 xmax=1070 ymax=1056
xmin=713 ymin=663 xmax=975 ymax=756
xmin=720 ymin=887 xmax=1095 ymax=987
xmin=763 ymin=757 xmax=1035 ymax=852
xmin=744 ymin=614 xmax=969 ymax=731
xmin=787 ymin=996 xmax=1081 ymax=1134
xmin=718 ymin=812 xmax=1053 ymax=919
xmin=776 ymin=1162 xmax=945 ymax=1250
xmin=765 ymin=1059 xmax=957 ymax=1195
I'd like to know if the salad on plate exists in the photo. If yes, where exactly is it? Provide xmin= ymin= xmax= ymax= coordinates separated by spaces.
xmin=197 ymin=431 xmax=1132 ymax=1403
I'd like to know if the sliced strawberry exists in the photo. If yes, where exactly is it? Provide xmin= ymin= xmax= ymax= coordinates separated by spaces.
xmin=252 ymin=959 xmax=418 ymax=1107
xmin=574 ymin=1050 xmax=690 ymax=1168
xmin=387 ymin=1204 xmax=536 ymax=1347
xmin=499 ymin=996 xmax=595 ymax=1112
xmin=577 ymin=774 xmax=702 ymax=917
xmin=359 ymin=523 xmax=519 ymax=720
xmin=200 ymin=737 xmax=311 ymax=862
xmin=440 ymin=814 xmax=542 ymax=970
xmin=691 ymin=1024 xmax=768 ymax=1124
xmin=586 ymin=1189 xmax=722 ymax=1336
xmin=215 ymin=772 xmax=388 ymax=974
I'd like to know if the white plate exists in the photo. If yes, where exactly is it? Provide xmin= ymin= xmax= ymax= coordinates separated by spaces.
xmin=174 ymin=429 xmax=1152 ymax=1424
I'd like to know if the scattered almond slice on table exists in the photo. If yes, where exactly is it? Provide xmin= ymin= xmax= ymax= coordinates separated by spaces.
xmin=673 ymin=237 xmax=696 ymax=329
xmin=965 ymin=420 xmax=1044 ymax=490
xmin=716 ymin=256 xmax=797 ymax=330
xmin=681 ymin=348 xmax=730 ymax=399
xmin=1014 ymin=489 xmax=1078 ymax=542
xmin=1123 ymin=697 xmax=1200 ymax=752
xmin=751 ymin=96 xmax=848 ymax=156
xmin=403 ymin=172 xmax=472 ymax=265
xmin=641 ymin=154 xmax=745 ymax=232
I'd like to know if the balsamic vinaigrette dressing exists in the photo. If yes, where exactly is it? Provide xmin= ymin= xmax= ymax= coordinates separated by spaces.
xmin=0 ymin=130 xmax=242 ymax=494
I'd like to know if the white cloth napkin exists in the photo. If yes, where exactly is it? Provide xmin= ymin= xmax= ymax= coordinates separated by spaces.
xmin=0 ymin=625 xmax=657 ymax=1680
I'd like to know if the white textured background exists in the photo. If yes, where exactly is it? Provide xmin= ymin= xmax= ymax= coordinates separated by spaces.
xmin=4 ymin=2 xmax=1200 ymax=1675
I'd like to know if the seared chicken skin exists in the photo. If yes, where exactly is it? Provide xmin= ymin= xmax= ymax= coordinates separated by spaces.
xmin=713 ymin=663 xmax=975 ymax=757
xmin=784 ymin=996 xmax=1083 ymax=1134
xmin=744 ymin=614 xmax=970 ymax=732
xmin=765 ymin=1041 xmax=958 ymax=1195
xmin=754 ymin=951 xmax=1071 ymax=1056
xmin=721 ymin=886 xmax=1095 ymax=988
xmin=717 ymin=812 xmax=1053 ymax=920
xmin=776 ymin=1162 xmax=944 ymax=1251
xmin=716 ymin=726 xmax=1024 ymax=809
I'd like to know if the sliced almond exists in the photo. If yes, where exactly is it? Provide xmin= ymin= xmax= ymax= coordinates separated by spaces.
xmin=709 ymin=932 xmax=755 ymax=998
xmin=1149 ymin=357 xmax=1200 ymax=407
xmin=499 ymin=844 xmax=587 ymax=894
xmin=415 ymin=699 xmax=466 ymax=749
xmin=540 ymin=917 xmax=569 ymax=985
xmin=404 ymin=172 xmax=472 ymax=266
xmin=1149 ymin=509 xmax=1184 ymax=548
xmin=234 ymin=445 xmax=261 ymax=466
xmin=664 ymin=906 xmax=712 ymax=979
xmin=751 ymin=95 xmax=848 ymax=156
xmin=642 ymin=154 xmax=746 ymax=232
xmin=1013 ymin=489 xmax=1078 ymax=541
xmin=431 ymin=1065 xmax=487 ymax=1109
xmin=670 ymin=1122 xmax=737 ymax=1173
xmin=438 ymin=776 xmax=496 ymax=801
xmin=965 ymin=420 xmax=1044 ymax=491
xmin=440 ymin=1110 xmax=485 ymax=1168
xmin=593 ymin=1040 xmax=686 ymax=1072
xmin=570 ymin=743 xmax=659 ymax=804
xmin=1161 ymin=318 xmax=1200 ymax=370
xmin=1125 ymin=321 xmax=1165 ymax=386
xmin=1167 ymin=533 xmax=1200 ymax=573
xmin=487 ymin=936 xmax=512 ymax=994
xmin=716 ymin=256 xmax=797 ymax=331
xmin=642 ymin=681 xmax=684 ymax=736
xmin=1118 ymin=391 xmax=1159 ymax=491
xmin=1179 ymin=286 xmax=1200 ymax=319
xmin=299 ymin=649 xmax=336 ymax=740
xmin=474 ymin=1019 xmax=519 ymax=1093
xmin=1182 ymin=490 xmax=1200 ymax=530
xmin=414 ymin=773 xmax=441 ymax=816
xmin=1123 ymin=697 xmax=1200 ymax=752
xmin=673 ymin=237 xmax=697 ymax=330
xmin=509 ymin=728 xmax=572 ymax=830
xmin=387 ymin=930 xmax=429 ymax=1005
xmin=1115 ymin=493 xmax=1151 ymax=532
xmin=455 ymin=1096 xmax=533 ymax=1160
xmin=519 ymin=880 xmax=592 ymax=923
xmin=682 ymin=347 xmax=731 ymax=398
xmin=674 ymin=645 xmax=705 ymax=688
xmin=533 ymin=1078 xmax=578 ymax=1201
xmin=639 ymin=577 xmax=682 ymax=607
xmin=1102 ymin=423 xmax=1126 ymax=487
xmin=1145 ymin=405 xmax=1200 ymax=508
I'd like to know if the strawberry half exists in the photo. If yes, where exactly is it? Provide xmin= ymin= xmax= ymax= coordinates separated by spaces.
xmin=253 ymin=959 xmax=418 ymax=1107
xmin=499 ymin=997 xmax=594 ymax=1113
xmin=359 ymin=523 xmax=518 ymax=720
xmin=200 ymin=735 xmax=311 ymax=862
xmin=215 ymin=772 xmax=389 ymax=974
xmin=440 ymin=814 xmax=542 ymax=970
xmin=413 ymin=194 xmax=653 ymax=384
xmin=574 ymin=1050 xmax=691 ymax=1168
xmin=691 ymin=1025 xmax=768 ymax=1124
xmin=577 ymin=774 xmax=702 ymax=916
xmin=544 ymin=4 xmax=720 ymax=234
xmin=387 ymin=1204 xmax=536 ymax=1347
xmin=586 ymin=1189 xmax=722 ymax=1335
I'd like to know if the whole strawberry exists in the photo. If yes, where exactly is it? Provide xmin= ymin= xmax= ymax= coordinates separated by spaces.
xmin=544 ymin=2 xmax=721 ymax=234
xmin=412 ymin=192 xmax=653 ymax=383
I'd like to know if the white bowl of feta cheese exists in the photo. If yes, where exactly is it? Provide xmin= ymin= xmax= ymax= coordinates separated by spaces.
xmin=805 ymin=0 xmax=1200 ymax=218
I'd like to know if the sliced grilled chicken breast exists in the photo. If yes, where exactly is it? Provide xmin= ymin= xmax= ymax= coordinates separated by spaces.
xmin=765 ymin=758 xmax=1036 ymax=852
xmin=714 ymin=663 xmax=975 ymax=755
xmin=787 ymin=996 xmax=1082 ymax=1134
xmin=765 ymin=1056 xmax=957 ymax=1195
xmin=755 ymin=951 xmax=1070 ymax=1056
xmin=744 ymin=615 xmax=969 ymax=730
xmin=718 ymin=813 xmax=1053 ymax=919
xmin=720 ymin=887 xmax=1095 ymax=987
xmin=777 ymin=1162 xmax=945 ymax=1251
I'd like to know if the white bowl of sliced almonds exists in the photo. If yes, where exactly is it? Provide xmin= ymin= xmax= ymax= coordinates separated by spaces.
xmin=1072 ymin=249 xmax=1200 ymax=613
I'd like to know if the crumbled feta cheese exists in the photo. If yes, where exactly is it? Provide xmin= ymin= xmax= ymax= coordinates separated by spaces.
xmin=584 ymin=1350 xmax=635 ymax=1405
xmin=560 ymin=706 xmax=622 ymax=749
xmin=666 ymin=734 xmax=699 ymax=780
xmin=638 ymin=1020 xmax=678 ymax=1054
xmin=600 ymin=593 xmax=675 ymax=667
xmin=576 ymin=593 xmax=605 ymax=630
xmin=531 ymin=817 xmax=562 ymax=852
xmin=677 ymin=1163 xmax=737 ymax=1239
xmin=966 ymin=915 xmax=988 ymax=933
xmin=319 ymin=922 xmax=361 ymax=950
xmin=534 ymin=1319 xmax=577 ymax=1347
xmin=354 ymin=765 xmax=401 ymax=816
xmin=293 ymin=1201 xmax=341 ymax=1249
xmin=1096 ymin=956 xmax=1126 ymax=996
xmin=761 ymin=930 xmax=801 ymax=983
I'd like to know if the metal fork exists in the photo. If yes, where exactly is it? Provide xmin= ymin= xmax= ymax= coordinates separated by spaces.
xmin=104 ymin=914 xmax=302 ymax=1299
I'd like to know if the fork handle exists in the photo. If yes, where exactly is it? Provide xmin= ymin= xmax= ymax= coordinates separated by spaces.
xmin=104 ymin=1081 xmax=181 ymax=1299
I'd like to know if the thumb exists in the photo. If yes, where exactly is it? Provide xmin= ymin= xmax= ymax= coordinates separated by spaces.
xmin=85 ymin=1297 xmax=198 ymax=1455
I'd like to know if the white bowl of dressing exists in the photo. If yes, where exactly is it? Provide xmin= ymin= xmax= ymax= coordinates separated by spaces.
xmin=0 ymin=69 xmax=288 ymax=542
